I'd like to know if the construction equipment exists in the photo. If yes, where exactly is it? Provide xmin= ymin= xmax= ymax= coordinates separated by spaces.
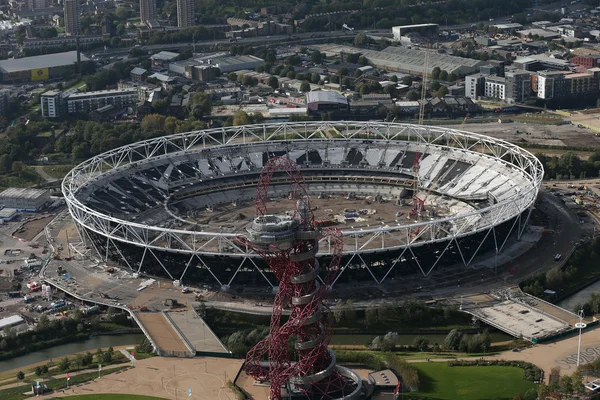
xmin=410 ymin=43 xmax=431 ymax=218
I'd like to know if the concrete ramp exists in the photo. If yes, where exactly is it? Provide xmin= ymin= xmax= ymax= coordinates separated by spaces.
xmin=136 ymin=312 xmax=194 ymax=357
xmin=166 ymin=309 xmax=231 ymax=356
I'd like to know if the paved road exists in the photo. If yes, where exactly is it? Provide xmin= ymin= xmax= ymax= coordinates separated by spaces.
xmin=34 ymin=166 xmax=58 ymax=183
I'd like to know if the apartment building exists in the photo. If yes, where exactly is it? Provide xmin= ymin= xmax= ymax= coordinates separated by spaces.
xmin=66 ymin=89 xmax=138 ymax=114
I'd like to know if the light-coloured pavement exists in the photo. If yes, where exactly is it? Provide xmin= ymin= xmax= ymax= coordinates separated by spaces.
xmin=45 ymin=356 xmax=244 ymax=400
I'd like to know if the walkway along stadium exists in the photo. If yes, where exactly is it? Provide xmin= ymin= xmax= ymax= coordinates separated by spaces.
xmin=61 ymin=122 xmax=544 ymax=289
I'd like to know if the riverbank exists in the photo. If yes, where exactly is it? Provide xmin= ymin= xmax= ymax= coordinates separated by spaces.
xmin=0 ymin=344 xmax=136 ymax=379
xmin=0 ymin=334 xmax=143 ymax=373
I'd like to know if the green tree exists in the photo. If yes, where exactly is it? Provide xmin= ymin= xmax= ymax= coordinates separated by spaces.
xmin=16 ymin=371 xmax=24 ymax=380
xmin=41 ymin=365 xmax=49 ymax=374
xmin=102 ymin=350 xmax=112 ymax=363
xmin=354 ymin=32 xmax=368 ymax=47
xmin=333 ymin=299 xmax=345 ymax=324
xmin=300 ymin=82 xmax=311 ymax=92
xmin=227 ymin=72 xmax=237 ymax=81
xmin=413 ymin=335 xmax=429 ymax=351
xmin=311 ymin=50 xmax=323 ymax=64
xmin=11 ymin=161 xmax=25 ymax=178
xmin=448 ymin=72 xmax=457 ymax=82
xmin=401 ymin=76 xmax=412 ymax=86
xmin=232 ymin=111 xmax=251 ymax=126
xmin=365 ymin=301 xmax=379 ymax=326
xmin=268 ymin=76 xmax=279 ymax=90
xmin=431 ymin=67 xmax=441 ymax=80
xmin=357 ymin=55 xmax=368 ymax=66
xmin=344 ymin=300 xmax=356 ymax=325
xmin=439 ymin=70 xmax=449 ymax=81
xmin=444 ymin=329 xmax=462 ymax=350
xmin=189 ymin=92 xmax=212 ymax=119
xmin=59 ymin=357 xmax=70 ymax=371
xmin=35 ymin=366 xmax=42 ymax=376
xmin=437 ymin=85 xmax=449 ymax=97
xmin=407 ymin=90 xmax=419 ymax=101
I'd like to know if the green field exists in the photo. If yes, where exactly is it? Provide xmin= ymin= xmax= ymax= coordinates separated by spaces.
xmin=411 ymin=363 xmax=536 ymax=400
xmin=54 ymin=396 xmax=166 ymax=400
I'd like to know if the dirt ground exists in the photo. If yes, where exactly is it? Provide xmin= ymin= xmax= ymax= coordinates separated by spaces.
xmin=465 ymin=121 xmax=600 ymax=149
xmin=136 ymin=313 xmax=189 ymax=354
xmin=13 ymin=215 xmax=54 ymax=242
xmin=47 ymin=356 xmax=244 ymax=400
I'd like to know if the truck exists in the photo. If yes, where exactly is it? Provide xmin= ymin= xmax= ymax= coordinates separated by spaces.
xmin=51 ymin=300 xmax=66 ymax=310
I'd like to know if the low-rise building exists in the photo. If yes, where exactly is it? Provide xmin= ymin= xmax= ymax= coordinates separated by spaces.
xmin=0 ymin=188 xmax=50 ymax=211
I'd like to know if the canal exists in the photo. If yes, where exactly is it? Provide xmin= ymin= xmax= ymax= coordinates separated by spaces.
xmin=0 ymin=333 xmax=144 ymax=373
xmin=557 ymin=279 xmax=600 ymax=313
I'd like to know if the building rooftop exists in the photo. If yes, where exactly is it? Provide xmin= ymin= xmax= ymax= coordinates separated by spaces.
xmin=318 ymin=44 xmax=481 ymax=75
xmin=67 ymin=88 xmax=137 ymax=99
xmin=151 ymin=51 xmax=179 ymax=61
xmin=0 ymin=51 xmax=89 ymax=73
xmin=565 ymin=72 xmax=592 ymax=79
xmin=493 ymin=23 xmax=524 ymax=30
xmin=131 ymin=67 xmax=147 ymax=75
xmin=306 ymin=90 xmax=348 ymax=104
xmin=0 ymin=315 xmax=24 ymax=330
xmin=0 ymin=187 xmax=48 ymax=200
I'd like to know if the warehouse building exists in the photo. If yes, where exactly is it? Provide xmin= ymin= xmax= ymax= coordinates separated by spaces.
xmin=0 ymin=51 xmax=89 ymax=83
xmin=318 ymin=44 xmax=482 ymax=77
xmin=0 ymin=188 xmax=50 ymax=211
xmin=306 ymin=90 xmax=349 ymax=116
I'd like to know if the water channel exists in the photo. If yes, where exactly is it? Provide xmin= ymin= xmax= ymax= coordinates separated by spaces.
xmin=558 ymin=279 xmax=600 ymax=313
xmin=0 ymin=333 xmax=144 ymax=373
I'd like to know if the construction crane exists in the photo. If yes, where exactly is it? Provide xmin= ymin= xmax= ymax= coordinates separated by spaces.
xmin=410 ymin=44 xmax=431 ymax=218
xmin=460 ymin=113 xmax=469 ymax=129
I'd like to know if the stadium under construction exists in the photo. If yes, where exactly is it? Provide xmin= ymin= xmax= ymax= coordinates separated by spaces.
xmin=62 ymin=121 xmax=544 ymax=290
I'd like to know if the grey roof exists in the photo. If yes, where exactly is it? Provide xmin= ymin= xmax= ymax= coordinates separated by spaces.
xmin=0 ymin=51 xmax=89 ymax=73
xmin=0 ymin=187 xmax=49 ymax=199
xmin=306 ymin=90 xmax=348 ymax=105
xmin=318 ymin=44 xmax=481 ymax=75
xmin=131 ymin=67 xmax=147 ymax=75
xmin=151 ymin=51 xmax=179 ymax=61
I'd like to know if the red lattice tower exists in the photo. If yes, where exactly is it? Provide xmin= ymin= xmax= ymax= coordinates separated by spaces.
xmin=238 ymin=156 xmax=353 ymax=400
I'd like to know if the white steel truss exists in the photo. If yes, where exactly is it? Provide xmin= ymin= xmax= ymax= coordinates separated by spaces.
xmin=62 ymin=122 xmax=544 ymax=287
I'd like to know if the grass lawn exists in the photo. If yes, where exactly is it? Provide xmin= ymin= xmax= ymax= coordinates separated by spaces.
xmin=53 ymin=395 xmax=166 ymax=400
xmin=42 ymin=164 xmax=76 ymax=179
xmin=410 ymin=362 xmax=536 ymax=400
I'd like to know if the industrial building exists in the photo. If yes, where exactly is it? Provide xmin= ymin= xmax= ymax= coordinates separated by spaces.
xmin=0 ymin=188 xmax=50 ymax=211
xmin=513 ymin=55 xmax=571 ymax=71
xmin=392 ymin=23 xmax=439 ymax=42
xmin=210 ymin=55 xmax=264 ymax=73
xmin=306 ymin=90 xmax=349 ymax=115
xmin=0 ymin=51 xmax=89 ymax=83
xmin=318 ymin=44 xmax=482 ymax=77
xmin=151 ymin=51 xmax=179 ymax=70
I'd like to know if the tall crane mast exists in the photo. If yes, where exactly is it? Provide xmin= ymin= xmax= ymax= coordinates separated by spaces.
xmin=411 ymin=44 xmax=431 ymax=219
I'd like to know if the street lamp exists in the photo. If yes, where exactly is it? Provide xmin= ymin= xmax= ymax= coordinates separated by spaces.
xmin=576 ymin=309 xmax=587 ymax=367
